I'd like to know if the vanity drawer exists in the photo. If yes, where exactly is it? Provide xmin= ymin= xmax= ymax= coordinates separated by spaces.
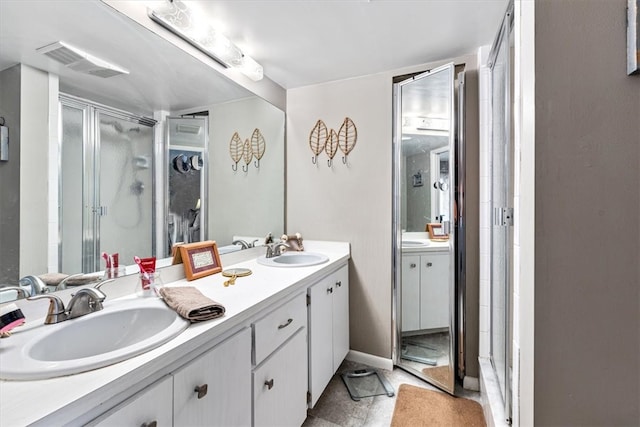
xmin=253 ymin=292 xmax=306 ymax=365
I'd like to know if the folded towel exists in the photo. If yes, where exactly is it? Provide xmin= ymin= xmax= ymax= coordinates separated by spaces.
xmin=159 ymin=286 xmax=225 ymax=322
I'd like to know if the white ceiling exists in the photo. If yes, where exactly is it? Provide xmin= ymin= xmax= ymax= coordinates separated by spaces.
xmin=0 ymin=0 xmax=507 ymax=115
xmin=196 ymin=0 xmax=508 ymax=88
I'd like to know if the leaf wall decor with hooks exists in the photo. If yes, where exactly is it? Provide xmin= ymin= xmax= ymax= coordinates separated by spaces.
xmin=242 ymin=138 xmax=253 ymax=172
xmin=309 ymin=119 xmax=328 ymax=165
xmin=325 ymin=129 xmax=339 ymax=167
xmin=229 ymin=131 xmax=243 ymax=171
xmin=338 ymin=117 xmax=357 ymax=164
xmin=251 ymin=128 xmax=266 ymax=168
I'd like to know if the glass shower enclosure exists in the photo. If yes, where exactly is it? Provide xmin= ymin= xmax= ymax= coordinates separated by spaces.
xmin=59 ymin=95 xmax=156 ymax=274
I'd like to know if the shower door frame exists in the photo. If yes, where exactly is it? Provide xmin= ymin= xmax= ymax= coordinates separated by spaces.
xmin=391 ymin=63 xmax=466 ymax=395
xmin=487 ymin=1 xmax=514 ymax=421
xmin=58 ymin=94 xmax=157 ymax=273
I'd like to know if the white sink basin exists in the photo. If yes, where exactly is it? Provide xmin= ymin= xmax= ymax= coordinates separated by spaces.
xmin=0 ymin=298 xmax=189 ymax=380
xmin=257 ymin=252 xmax=329 ymax=268
xmin=402 ymin=239 xmax=431 ymax=248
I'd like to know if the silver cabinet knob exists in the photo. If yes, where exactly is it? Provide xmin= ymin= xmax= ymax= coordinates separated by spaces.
xmin=194 ymin=384 xmax=208 ymax=399
xmin=265 ymin=379 xmax=274 ymax=390
xmin=426 ymin=262 xmax=433 ymax=267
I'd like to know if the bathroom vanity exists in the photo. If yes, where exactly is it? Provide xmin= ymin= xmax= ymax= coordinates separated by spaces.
xmin=0 ymin=241 xmax=350 ymax=426
xmin=401 ymin=233 xmax=451 ymax=332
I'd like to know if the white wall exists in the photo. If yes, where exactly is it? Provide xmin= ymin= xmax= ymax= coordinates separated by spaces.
xmin=209 ymin=97 xmax=285 ymax=245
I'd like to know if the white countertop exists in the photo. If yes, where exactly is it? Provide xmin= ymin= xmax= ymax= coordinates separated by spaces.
xmin=401 ymin=232 xmax=451 ymax=254
xmin=0 ymin=241 xmax=350 ymax=426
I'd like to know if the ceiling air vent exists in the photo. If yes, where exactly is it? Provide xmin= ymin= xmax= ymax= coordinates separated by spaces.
xmin=36 ymin=41 xmax=129 ymax=78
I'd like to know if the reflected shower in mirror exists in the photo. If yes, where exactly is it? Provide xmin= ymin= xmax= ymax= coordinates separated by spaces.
xmin=0 ymin=0 xmax=284 ymax=296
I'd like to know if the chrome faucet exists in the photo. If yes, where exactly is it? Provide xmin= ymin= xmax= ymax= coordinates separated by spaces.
xmin=0 ymin=286 xmax=29 ymax=300
xmin=28 ymin=287 xmax=106 ymax=325
xmin=232 ymin=239 xmax=250 ymax=250
xmin=18 ymin=275 xmax=48 ymax=296
xmin=233 ymin=239 xmax=260 ymax=250
xmin=266 ymin=242 xmax=290 ymax=258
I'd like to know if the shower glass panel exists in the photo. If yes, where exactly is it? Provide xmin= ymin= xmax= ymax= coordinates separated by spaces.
xmin=59 ymin=95 xmax=155 ymax=274
xmin=489 ymin=5 xmax=514 ymax=418
xmin=97 ymin=113 xmax=154 ymax=270
xmin=59 ymin=104 xmax=85 ymax=274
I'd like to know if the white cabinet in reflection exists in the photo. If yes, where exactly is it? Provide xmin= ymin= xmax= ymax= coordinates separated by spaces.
xmin=402 ymin=251 xmax=450 ymax=332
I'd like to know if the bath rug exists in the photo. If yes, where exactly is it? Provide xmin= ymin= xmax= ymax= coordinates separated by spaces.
xmin=391 ymin=384 xmax=486 ymax=427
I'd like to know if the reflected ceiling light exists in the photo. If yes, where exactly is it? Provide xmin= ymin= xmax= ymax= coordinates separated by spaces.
xmin=148 ymin=0 xmax=264 ymax=81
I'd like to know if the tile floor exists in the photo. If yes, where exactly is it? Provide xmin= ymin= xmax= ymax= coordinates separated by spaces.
xmin=302 ymin=360 xmax=482 ymax=426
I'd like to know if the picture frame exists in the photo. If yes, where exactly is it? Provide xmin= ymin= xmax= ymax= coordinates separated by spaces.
xmin=628 ymin=0 xmax=639 ymax=75
xmin=177 ymin=241 xmax=222 ymax=281
xmin=427 ymin=223 xmax=449 ymax=241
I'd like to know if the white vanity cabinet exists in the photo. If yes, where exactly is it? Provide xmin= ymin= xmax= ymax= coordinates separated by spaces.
xmin=252 ymin=293 xmax=308 ymax=427
xmin=90 ymin=375 xmax=173 ymax=427
xmin=172 ymin=328 xmax=252 ymax=427
xmin=402 ymin=251 xmax=450 ymax=331
xmin=308 ymin=264 xmax=349 ymax=407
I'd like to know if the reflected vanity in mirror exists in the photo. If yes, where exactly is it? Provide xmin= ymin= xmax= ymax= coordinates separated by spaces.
xmin=0 ymin=1 xmax=284 ymax=299
xmin=393 ymin=63 xmax=465 ymax=394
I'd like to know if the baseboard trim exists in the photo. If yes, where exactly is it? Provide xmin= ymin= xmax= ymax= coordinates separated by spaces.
xmin=463 ymin=376 xmax=480 ymax=391
xmin=345 ymin=350 xmax=394 ymax=371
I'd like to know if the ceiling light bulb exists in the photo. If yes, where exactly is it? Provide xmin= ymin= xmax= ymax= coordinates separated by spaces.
xmin=148 ymin=0 xmax=263 ymax=81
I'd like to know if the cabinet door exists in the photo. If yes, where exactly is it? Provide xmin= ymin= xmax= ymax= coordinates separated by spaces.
xmin=308 ymin=276 xmax=334 ymax=407
xmin=401 ymin=254 xmax=421 ymax=332
xmin=173 ymin=328 xmax=251 ymax=427
xmin=253 ymin=328 xmax=308 ymax=427
xmin=90 ymin=375 xmax=173 ymax=427
xmin=331 ymin=265 xmax=350 ymax=372
xmin=420 ymin=252 xmax=450 ymax=330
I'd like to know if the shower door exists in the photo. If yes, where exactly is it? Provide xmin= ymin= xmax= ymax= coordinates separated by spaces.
xmin=59 ymin=95 xmax=155 ymax=274
xmin=489 ymin=4 xmax=514 ymax=420
xmin=393 ymin=63 xmax=463 ymax=394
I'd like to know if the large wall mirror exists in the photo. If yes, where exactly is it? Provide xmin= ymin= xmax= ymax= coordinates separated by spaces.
xmin=0 ymin=1 xmax=284 ymax=296
xmin=392 ymin=63 xmax=464 ymax=394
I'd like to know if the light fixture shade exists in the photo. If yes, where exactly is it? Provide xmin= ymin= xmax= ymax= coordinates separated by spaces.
xmin=148 ymin=0 xmax=263 ymax=81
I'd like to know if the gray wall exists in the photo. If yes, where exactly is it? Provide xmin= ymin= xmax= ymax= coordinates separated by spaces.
xmin=0 ymin=65 xmax=21 ymax=284
xmin=534 ymin=0 xmax=640 ymax=424
xmin=287 ymin=54 xmax=481 ymax=378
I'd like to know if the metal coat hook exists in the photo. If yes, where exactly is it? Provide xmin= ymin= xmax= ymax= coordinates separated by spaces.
xmin=242 ymin=163 xmax=249 ymax=172
xmin=342 ymin=155 xmax=348 ymax=165
xmin=231 ymin=163 xmax=238 ymax=172
xmin=254 ymin=158 xmax=260 ymax=168
xmin=312 ymin=156 xmax=318 ymax=165
xmin=327 ymin=158 xmax=333 ymax=167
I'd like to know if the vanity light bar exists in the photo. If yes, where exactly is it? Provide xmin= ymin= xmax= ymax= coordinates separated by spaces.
xmin=147 ymin=0 xmax=264 ymax=81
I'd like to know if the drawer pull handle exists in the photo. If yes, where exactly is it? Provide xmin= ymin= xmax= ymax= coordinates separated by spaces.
xmin=336 ymin=281 xmax=342 ymax=287
xmin=141 ymin=422 xmax=157 ymax=427
xmin=327 ymin=287 xmax=333 ymax=294
xmin=410 ymin=263 xmax=416 ymax=268
xmin=194 ymin=384 xmax=208 ymax=399
xmin=278 ymin=318 xmax=293 ymax=329
xmin=265 ymin=378 xmax=274 ymax=390
xmin=426 ymin=262 xmax=433 ymax=267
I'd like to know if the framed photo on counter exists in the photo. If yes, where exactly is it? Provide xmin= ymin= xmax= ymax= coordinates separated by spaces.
xmin=175 ymin=241 xmax=222 ymax=281
xmin=427 ymin=223 xmax=449 ymax=241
